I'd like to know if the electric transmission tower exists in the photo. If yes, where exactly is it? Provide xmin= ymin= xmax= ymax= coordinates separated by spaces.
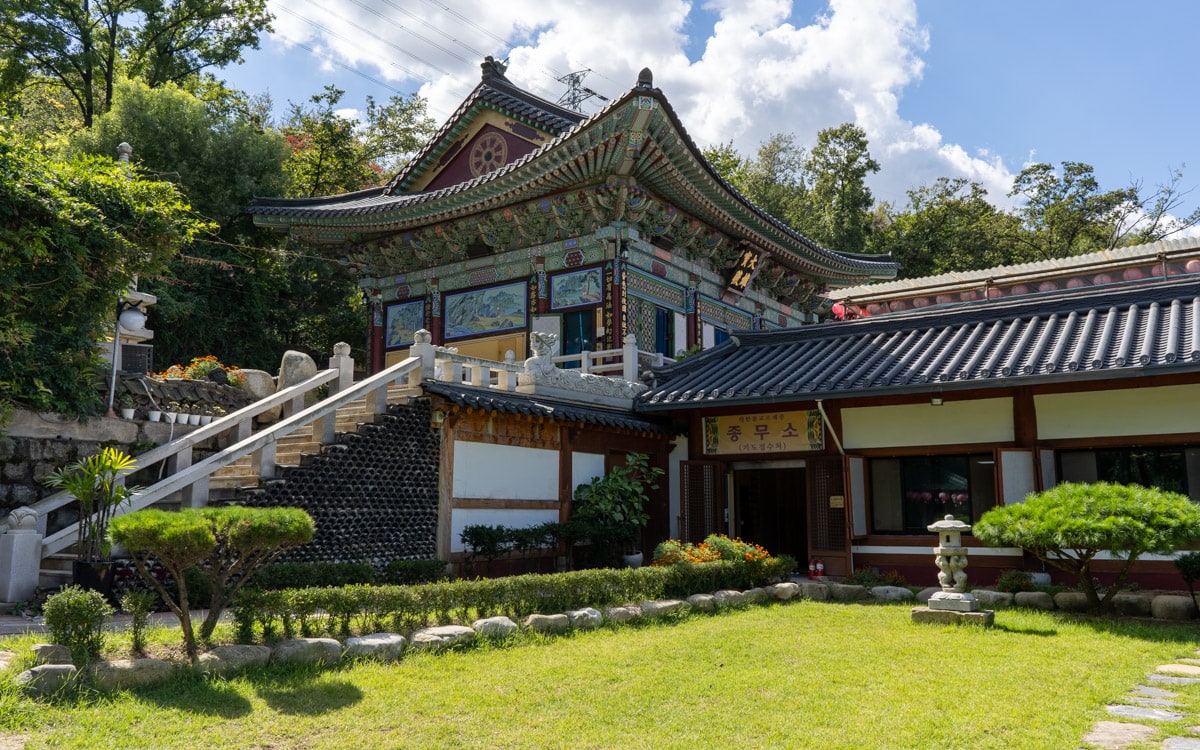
xmin=556 ymin=69 xmax=609 ymax=111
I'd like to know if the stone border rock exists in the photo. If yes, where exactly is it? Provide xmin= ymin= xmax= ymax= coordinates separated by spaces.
xmin=9 ymin=579 xmax=1197 ymax=696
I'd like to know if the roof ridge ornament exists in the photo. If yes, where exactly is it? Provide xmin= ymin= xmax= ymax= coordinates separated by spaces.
xmin=481 ymin=56 xmax=509 ymax=82
xmin=637 ymin=67 xmax=653 ymax=89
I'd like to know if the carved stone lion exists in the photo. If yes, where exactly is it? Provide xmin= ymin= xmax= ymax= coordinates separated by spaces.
xmin=529 ymin=331 xmax=559 ymax=358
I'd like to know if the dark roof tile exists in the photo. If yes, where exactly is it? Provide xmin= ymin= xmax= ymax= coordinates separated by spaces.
xmin=638 ymin=276 xmax=1200 ymax=410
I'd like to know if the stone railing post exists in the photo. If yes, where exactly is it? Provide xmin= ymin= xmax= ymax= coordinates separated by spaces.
xmin=328 ymin=342 xmax=354 ymax=394
xmin=0 ymin=508 xmax=42 ymax=603
xmin=623 ymin=334 xmax=638 ymax=381
xmin=411 ymin=329 xmax=436 ymax=380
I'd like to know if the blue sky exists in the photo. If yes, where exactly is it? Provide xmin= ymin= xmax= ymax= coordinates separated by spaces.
xmin=218 ymin=0 xmax=1200 ymax=220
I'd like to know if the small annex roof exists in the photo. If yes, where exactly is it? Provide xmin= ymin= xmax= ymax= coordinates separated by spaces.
xmin=249 ymin=64 xmax=897 ymax=287
xmin=423 ymin=381 xmax=674 ymax=435
xmin=637 ymin=274 xmax=1200 ymax=411
xmin=828 ymin=237 xmax=1200 ymax=303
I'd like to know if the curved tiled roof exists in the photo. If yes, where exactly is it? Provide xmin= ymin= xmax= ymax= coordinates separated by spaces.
xmin=638 ymin=275 xmax=1200 ymax=410
xmin=249 ymin=70 xmax=897 ymax=285
xmin=423 ymin=381 xmax=673 ymax=434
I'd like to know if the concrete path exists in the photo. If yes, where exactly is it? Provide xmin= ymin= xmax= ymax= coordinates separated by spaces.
xmin=1082 ymin=652 xmax=1200 ymax=749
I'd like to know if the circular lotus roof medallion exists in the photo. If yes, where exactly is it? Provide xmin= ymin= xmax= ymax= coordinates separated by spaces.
xmin=470 ymin=133 xmax=508 ymax=176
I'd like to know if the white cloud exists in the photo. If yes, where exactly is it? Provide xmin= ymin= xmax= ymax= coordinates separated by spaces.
xmin=265 ymin=0 xmax=1019 ymax=208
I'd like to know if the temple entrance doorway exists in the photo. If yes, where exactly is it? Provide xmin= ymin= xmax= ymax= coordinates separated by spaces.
xmin=731 ymin=461 xmax=807 ymax=562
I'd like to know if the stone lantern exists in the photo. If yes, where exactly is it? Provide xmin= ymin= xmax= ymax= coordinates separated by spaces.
xmin=926 ymin=514 xmax=977 ymax=612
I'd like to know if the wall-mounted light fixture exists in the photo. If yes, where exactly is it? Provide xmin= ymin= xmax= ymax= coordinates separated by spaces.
xmin=431 ymin=410 xmax=445 ymax=426
xmin=930 ymin=397 xmax=944 ymax=407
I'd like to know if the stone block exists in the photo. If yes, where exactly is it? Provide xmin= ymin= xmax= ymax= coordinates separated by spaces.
xmin=916 ymin=587 xmax=940 ymax=603
xmin=869 ymin=586 xmax=915 ymax=602
xmin=343 ymin=634 xmax=407 ymax=661
xmin=271 ymin=638 xmax=342 ymax=666
xmin=278 ymin=351 xmax=319 ymax=407
xmin=1081 ymin=721 xmax=1156 ymax=748
xmin=472 ymin=617 xmax=518 ymax=639
xmin=410 ymin=625 xmax=475 ymax=651
xmin=566 ymin=608 xmax=604 ymax=630
xmin=910 ymin=607 xmax=994 ymax=627
xmin=828 ymin=583 xmax=868 ymax=602
xmin=524 ymin=614 xmax=571 ymax=634
xmin=742 ymin=588 xmax=768 ymax=604
xmin=196 ymin=645 xmax=271 ymax=676
xmin=1152 ymin=595 xmax=1198 ymax=621
xmin=687 ymin=594 xmax=716 ymax=612
xmin=798 ymin=582 xmax=830 ymax=601
xmin=604 ymin=605 xmax=642 ymax=624
xmin=1014 ymin=591 xmax=1055 ymax=610
xmin=30 ymin=644 xmax=72 ymax=665
xmin=639 ymin=599 xmax=688 ymax=618
xmin=1158 ymin=664 xmax=1200 ymax=677
xmin=1112 ymin=593 xmax=1153 ymax=617
xmin=713 ymin=590 xmax=746 ymax=608
xmin=765 ymin=582 xmax=800 ymax=601
xmin=16 ymin=664 xmax=77 ymax=696
xmin=971 ymin=590 xmax=1014 ymax=608
xmin=91 ymin=658 xmax=175 ymax=691
xmin=1053 ymin=591 xmax=1091 ymax=612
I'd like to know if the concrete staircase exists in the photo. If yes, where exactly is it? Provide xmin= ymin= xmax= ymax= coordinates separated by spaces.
xmin=36 ymin=385 xmax=415 ymax=589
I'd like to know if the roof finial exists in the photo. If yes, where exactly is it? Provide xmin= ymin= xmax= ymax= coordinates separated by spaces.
xmin=481 ymin=56 xmax=508 ymax=82
xmin=637 ymin=68 xmax=653 ymax=88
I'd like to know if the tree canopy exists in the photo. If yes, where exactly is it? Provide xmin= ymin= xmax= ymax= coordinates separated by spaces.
xmin=0 ymin=0 xmax=271 ymax=127
xmin=974 ymin=482 xmax=1200 ymax=611
xmin=0 ymin=125 xmax=207 ymax=415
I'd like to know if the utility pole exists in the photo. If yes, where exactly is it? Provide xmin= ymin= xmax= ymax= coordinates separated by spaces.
xmin=556 ymin=69 xmax=609 ymax=112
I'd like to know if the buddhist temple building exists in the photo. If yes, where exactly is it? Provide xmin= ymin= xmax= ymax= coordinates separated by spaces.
xmin=250 ymin=58 xmax=897 ymax=373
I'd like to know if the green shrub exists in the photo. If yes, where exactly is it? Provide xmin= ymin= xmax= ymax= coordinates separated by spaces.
xmin=976 ymin=482 xmax=1200 ymax=611
xmin=994 ymin=569 xmax=1034 ymax=594
xmin=119 ymin=589 xmax=159 ymax=655
xmin=254 ymin=561 xmax=376 ymax=590
xmin=110 ymin=505 xmax=315 ymax=662
xmin=383 ymin=559 xmax=449 ymax=585
xmin=43 ymin=585 xmax=113 ymax=665
xmin=1175 ymin=551 xmax=1200 ymax=617
xmin=847 ymin=567 xmax=908 ymax=589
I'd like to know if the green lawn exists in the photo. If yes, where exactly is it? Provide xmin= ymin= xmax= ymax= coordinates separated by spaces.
xmin=2 ymin=601 xmax=1198 ymax=749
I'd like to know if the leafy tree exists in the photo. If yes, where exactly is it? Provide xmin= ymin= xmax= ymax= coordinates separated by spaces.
xmin=0 ymin=0 xmax=271 ymax=127
xmin=0 ymin=125 xmax=206 ymax=416
xmin=70 ymin=78 xmax=363 ymax=371
xmin=571 ymin=452 xmax=663 ymax=567
xmin=282 ymin=85 xmax=379 ymax=198
xmin=974 ymin=482 xmax=1200 ymax=612
xmin=804 ymin=123 xmax=879 ymax=253
xmin=361 ymin=92 xmax=436 ymax=175
xmin=705 ymin=134 xmax=812 ymax=233
xmin=869 ymin=178 xmax=1026 ymax=278
xmin=110 ymin=505 xmax=315 ymax=662
xmin=1008 ymin=161 xmax=1136 ymax=259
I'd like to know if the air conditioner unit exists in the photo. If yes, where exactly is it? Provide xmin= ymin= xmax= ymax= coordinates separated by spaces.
xmin=120 ymin=343 xmax=153 ymax=374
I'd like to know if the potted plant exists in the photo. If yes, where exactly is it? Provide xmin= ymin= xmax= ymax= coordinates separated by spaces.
xmin=164 ymin=401 xmax=181 ymax=423
xmin=117 ymin=393 xmax=137 ymax=420
xmin=570 ymin=452 xmax=663 ymax=568
xmin=43 ymin=447 xmax=140 ymax=604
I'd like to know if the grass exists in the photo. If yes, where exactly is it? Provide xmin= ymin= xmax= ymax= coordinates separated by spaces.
xmin=2 ymin=601 xmax=1199 ymax=749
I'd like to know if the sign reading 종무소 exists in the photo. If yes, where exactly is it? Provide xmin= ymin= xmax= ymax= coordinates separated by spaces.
xmin=702 ymin=411 xmax=824 ymax=455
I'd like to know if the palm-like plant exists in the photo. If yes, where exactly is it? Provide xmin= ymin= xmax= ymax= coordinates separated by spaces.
xmin=44 ymin=447 xmax=139 ymax=561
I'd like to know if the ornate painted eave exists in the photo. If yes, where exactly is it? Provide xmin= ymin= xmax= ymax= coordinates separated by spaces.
xmin=250 ymin=70 xmax=897 ymax=289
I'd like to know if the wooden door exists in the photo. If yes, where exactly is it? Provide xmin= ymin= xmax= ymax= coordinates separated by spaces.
xmin=806 ymin=456 xmax=849 ymax=577
xmin=680 ymin=460 xmax=723 ymax=543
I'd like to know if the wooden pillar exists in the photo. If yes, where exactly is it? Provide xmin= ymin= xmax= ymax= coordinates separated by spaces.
xmin=429 ymin=278 xmax=443 ymax=346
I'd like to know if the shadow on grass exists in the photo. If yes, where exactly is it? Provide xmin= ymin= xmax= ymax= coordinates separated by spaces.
xmin=138 ymin=671 xmax=253 ymax=718
xmin=253 ymin=665 xmax=364 ymax=716
xmin=990 ymin=622 xmax=1059 ymax=637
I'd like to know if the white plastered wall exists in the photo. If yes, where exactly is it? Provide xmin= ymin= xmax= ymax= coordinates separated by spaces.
xmin=1035 ymin=384 xmax=1200 ymax=440
xmin=841 ymin=398 xmax=1014 ymax=449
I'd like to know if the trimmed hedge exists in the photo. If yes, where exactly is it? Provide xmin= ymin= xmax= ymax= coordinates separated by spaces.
xmin=231 ymin=558 xmax=796 ymax=642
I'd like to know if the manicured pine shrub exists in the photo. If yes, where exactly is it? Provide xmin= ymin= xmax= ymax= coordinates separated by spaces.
xmin=42 ymin=585 xmax=113 ymax=665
